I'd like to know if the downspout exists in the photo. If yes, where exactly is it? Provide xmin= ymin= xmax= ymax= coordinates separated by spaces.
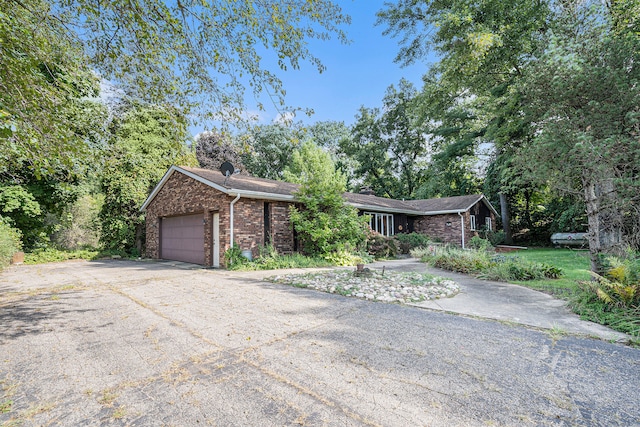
xmin=229 ymin=193 xmax=241 ymax=247
xmin=458 ymin=212 xmax=465 ymax=249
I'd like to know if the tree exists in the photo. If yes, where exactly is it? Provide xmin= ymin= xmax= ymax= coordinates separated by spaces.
xmin=412 ymin=76 xmax=484 ymax=198
xmin=378 ymin=0 xmax=550 ymax=240
xmin=342 ymin=80 xmax=428 ymax=199
xmin=3 ymin=0 xmax=349 ymax=178
xmin=1 ymin=0 xmax=104 ymax=177
xmin=195 ymin=131 xmax=246 ymax=173
xmin=286 ymin=141 xmax=368 ymax=256
xmin=519 ymin=3 xmax=640 ymax=270
xmin=239 ymin=124 xmax=301 ymax=180
xmin=301 ymin=121 xmax=357 ymax=189
xmin=379 ymin=0 xmax=640 ymax=271
xmin=99 ymin=105 xmax=197 ymax=254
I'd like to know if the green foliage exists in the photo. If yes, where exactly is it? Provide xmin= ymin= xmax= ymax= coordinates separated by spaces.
xmin=51 ymin=193 xmax=103 ymax=250
xmin=468 ymin=236 xmax=494 ymax=251
xmin=481 ymin=256 xmax=563 ymax=281
xmin=288 ymin=142 xmax=369 ymax=257
xmin=367 ymin=233 xmax=399 ymax=259
xmin=343 ymin=79 xmax=428 ymax=199
xmin=420 ymin=246 xmax=562 ymax=281
xmin=224 ymin=245 xmax=250 ymax=270
xmin=579 ymin=254 xmax=640 ymax=309
xmin=225 ymin=244 xmax=332 ymax=271
xmin=320 ymin=249 xmax=363 ymax=266
xmin=0 ymin=216 xmax=22 ymax=270
xmin=99 ymin=105 xmax=196 ymax=254
xmin=479 ymin=229 xmax=506 ymax=247
xmin=239 ymin=124 xmax=300 ymax=180
xmin=283 ymin=140 xmax=339 ymax=185
xmin=1 ymin=0 xmax=105 ymax=177
xmin=393 ymin=232 xmax=433 ymax=254
xmin=24 ymin=248 xmax=100 ymax=264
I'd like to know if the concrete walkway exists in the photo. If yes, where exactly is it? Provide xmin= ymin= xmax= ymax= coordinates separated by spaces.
xmin=366 ymin=258 xmax=629 ymax=342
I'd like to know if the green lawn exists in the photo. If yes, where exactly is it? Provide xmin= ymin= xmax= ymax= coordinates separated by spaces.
xmin=509 ymin=248 xmax=592 ymax=296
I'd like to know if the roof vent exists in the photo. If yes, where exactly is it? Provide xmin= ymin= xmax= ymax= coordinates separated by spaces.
xmin=359 ymin=186 xmax=375 ymax=196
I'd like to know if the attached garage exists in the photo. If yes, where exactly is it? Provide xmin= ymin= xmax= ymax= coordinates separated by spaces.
xmin=160 ymin=214 xmax=205 ymax=265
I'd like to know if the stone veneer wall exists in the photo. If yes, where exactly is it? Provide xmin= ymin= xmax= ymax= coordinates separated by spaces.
xmin=145 ymin=172 xmax=233 ymax=266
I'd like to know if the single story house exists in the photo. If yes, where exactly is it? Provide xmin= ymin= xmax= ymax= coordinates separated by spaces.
xmin=141 ymin=165 xmax=498 ymax=267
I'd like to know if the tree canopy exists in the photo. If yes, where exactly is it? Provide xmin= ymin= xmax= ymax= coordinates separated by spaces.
xmin=2 ymin=0 xmax=350 ymax=177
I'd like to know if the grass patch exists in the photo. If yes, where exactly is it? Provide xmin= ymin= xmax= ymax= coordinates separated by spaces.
xmin=509 ymin=248 xmax=591 ymax=296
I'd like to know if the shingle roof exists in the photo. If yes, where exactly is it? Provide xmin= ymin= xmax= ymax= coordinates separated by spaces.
xmin=182 ymin=166 xmax=300 ymax=196
xmin=342 ymin=192 xmax=423 ymax=214
xmin=142 ymin=166 xmax=497 ymax=216
xmin=406 ymin=194 xmax=485 ymax=213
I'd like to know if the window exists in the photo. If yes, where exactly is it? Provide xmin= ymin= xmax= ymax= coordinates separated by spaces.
xmin=485 ymin=217 xmax=492 ymax=231
xmin=365 ymin=212 xmax=394 ymax=237
xmin=470 ymin=215 xmax=477 ymax=231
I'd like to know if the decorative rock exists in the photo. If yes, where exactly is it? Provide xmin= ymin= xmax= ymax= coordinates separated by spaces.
xmin=269 ymin=269 xmax=460 ymax=305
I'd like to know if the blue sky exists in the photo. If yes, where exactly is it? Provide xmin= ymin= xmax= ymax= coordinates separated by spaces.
xmin=192 ymin=0 xmax=436 ymax=135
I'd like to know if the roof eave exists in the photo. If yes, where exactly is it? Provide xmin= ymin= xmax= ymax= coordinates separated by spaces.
xmin=346 ymin=202 xmax=424 ymax=215
xmin=228 ymin=190 xmax=295 ymax=202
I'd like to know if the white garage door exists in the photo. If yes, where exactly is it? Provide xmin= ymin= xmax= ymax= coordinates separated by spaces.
xmin=160 ymin=214 xmax=205 ymax=265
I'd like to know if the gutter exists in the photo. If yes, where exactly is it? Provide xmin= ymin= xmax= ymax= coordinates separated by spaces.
xmin=229 ymin=193 xmax=241 ymax=247
xmin=458 ymin=212 xmax=465 ymax=249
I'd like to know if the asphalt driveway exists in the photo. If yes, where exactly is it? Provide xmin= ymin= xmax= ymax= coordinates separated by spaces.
xmin=1 ymin=260 xmax=639 ymax=426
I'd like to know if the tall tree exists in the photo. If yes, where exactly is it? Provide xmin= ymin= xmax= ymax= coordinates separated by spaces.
xmin=239 ymin=124 xmax=301 ymax=180
xmin=1 ymin=0 xmax=103 ymax=177
xmin=195 ymin=131 xmax=246 ymax=173
xmin=520 ymin=3 xmax=640 ymax=270
xmin=99 ymin=105 xmax=197 ymax=254
xmin=343 ymin=79 xmax=428 ymax=199
xmin=3 ymin=0 xmax=349 ymax=176
xmin=379 ymin=0 xmax=640 ymax=270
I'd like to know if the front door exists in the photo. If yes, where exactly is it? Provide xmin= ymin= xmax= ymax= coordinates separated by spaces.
xmin=212 ymin=212 xmax=220 ymax=268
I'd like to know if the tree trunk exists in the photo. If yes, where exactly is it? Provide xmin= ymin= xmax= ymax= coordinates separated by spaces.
xmin=499 ymin=192 xmax=513 ymax=244
xmin=583 ymin=175 xmax=623 ymax=274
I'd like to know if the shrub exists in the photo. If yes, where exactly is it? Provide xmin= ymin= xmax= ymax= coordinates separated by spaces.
xmin=394 ymin=232 xmax=432 ymax=254
xmin=367 ymin=232 xmax=398 ymax=259
xmin=418 ymin=246 xmax=563 ymax=282
xmin=428 ymin=247 xmax=492 ymax=274
xmin=468 ymin=236 xmax=494 ymax=251
xmin=224 ymin=244 xmax=249 ymax=270
xmin=578 ymin=254 xmax=640 ymax=309
xmin=0 ymin=216 xmax=22 ymax=269
xmin=322 ymin=248 xmax=363 ymax=266
xmin=478 ymin=229 xmax=506 ymax=246
xmin=24 ymin=248 xmax=100 ymax=264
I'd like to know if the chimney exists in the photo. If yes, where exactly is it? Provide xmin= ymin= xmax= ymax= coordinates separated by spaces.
xmin=359 ymin=186 xmax=375 ymax=196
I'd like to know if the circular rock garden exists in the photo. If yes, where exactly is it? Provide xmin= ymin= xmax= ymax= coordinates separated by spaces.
xmin=269 ymin=268 xmax=459 ymax=304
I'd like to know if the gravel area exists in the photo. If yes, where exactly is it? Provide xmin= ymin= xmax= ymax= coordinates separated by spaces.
xmin=269 ymin=269 xmax=460 ymax=303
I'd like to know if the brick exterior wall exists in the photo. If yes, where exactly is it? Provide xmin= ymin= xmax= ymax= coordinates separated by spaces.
xmin=146 ymin=171 xmax=497 ymax=265
xmin=412 ymin=205 xmax=496 ymax=247
xmin=145 ymin=172 xmax=232 ymax=266
xmin=145 ymin=171 xmax=296 ymax=266
xmin=270 ymin=202 xmax=295 ymax=254
xmin=413 ymin=213 xmax=465 ymax=246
